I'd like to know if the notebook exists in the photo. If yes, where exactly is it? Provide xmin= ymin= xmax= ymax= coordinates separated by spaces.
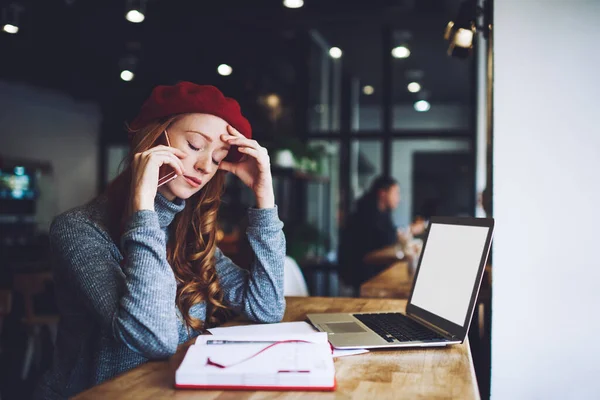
xmin=175 ymin=332 xmax=336 ymax=391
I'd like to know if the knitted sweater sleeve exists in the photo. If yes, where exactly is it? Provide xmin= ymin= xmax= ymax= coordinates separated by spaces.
xmin=189 ymin=206 xmax=286 ymax=325
xmin=49 ymin=210 xmax=179 ymax=359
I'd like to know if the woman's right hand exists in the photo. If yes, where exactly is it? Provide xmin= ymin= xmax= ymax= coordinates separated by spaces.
xmin=130 ymin=145 xmax=187 ymax=212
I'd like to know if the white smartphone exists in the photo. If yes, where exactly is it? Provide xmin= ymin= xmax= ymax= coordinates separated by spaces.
xmin=157 ymin=130 xmax=178 ymax=187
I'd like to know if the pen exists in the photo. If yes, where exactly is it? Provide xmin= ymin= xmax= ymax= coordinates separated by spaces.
xmin=205 ymin=340 xmax=276 ymax=345
xmin=278 ymin=370 xmax=311 ymax=373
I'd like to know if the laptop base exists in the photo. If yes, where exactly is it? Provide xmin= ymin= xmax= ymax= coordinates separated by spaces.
xmin=307 ymin=312 xmax=460 ymax=349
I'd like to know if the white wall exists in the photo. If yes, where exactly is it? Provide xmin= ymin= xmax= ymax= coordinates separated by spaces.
xmin=492 ymin=1 xmax=600 ymax=399
xmin=0 ymin=81 xmax=101 ymax=231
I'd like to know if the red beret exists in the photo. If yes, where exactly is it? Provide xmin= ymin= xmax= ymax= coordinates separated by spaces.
xmin=130 ymin=81 xmax=251 ymax=162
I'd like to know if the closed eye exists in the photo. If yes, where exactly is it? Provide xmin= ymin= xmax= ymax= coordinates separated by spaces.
xmin=188 ymin=140 xmax=220 ymax=165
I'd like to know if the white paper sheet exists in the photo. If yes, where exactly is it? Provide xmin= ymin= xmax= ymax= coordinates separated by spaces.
xmin=332 ymin=348 xmax=370 ymax=358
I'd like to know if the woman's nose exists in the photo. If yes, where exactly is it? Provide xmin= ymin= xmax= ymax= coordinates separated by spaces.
xmin=194 ymin=156 xmax=214 ymax=175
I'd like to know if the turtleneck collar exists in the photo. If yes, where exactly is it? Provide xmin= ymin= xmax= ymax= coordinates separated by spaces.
xmin=154 ymin=192 xmax=186 ymax=229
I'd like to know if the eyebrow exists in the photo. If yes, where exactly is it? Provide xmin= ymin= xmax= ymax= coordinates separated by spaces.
xmin=187 ymin=130 xmax=213 ymax=142
xmin=187 ymin=130 xmax=230 ymax=150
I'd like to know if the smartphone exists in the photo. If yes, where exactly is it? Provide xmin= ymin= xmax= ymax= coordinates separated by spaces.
xmin=156 ymin=130 xmax=178 ymax=187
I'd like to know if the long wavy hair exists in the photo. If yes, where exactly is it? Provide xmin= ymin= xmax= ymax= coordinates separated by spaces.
xmin=104 ymin=115 xmax=231 ymax=332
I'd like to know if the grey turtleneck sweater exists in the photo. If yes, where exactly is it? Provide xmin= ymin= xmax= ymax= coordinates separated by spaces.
xmin=34 ymin=192 xmax=286 ymax=399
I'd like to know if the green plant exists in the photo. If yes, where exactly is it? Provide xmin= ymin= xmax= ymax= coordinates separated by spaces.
xmin=284 ymin=222 xmax=328 ymax=262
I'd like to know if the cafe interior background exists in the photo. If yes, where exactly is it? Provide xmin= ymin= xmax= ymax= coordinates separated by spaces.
xmin=1 ymin=0 xmax=599 ymax=399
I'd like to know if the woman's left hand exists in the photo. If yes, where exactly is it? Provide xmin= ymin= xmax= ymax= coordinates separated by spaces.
xmin=219 ymin=125 xmax=275 ymax=209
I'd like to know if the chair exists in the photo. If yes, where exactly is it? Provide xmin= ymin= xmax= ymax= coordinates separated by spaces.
xmin=13 ymin=272 xmax=59 ymax=380
xmin=283 ymin=256 xmax=309 ymax=297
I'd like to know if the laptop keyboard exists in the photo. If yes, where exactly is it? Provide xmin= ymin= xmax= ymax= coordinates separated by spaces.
xmin=353 ymin=313 xmax=446 ymax=343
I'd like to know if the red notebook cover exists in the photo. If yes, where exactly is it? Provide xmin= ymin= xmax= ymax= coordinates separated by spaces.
xmin=175 ymin=379 xmax=337 ymax=391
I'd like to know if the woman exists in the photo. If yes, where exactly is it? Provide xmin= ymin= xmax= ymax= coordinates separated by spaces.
xmin=35 ymin=82 xmax=286 ymax=399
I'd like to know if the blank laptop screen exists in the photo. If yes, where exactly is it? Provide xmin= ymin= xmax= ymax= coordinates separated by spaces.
xmin=410 ymin=223 xmax=490 ymax=326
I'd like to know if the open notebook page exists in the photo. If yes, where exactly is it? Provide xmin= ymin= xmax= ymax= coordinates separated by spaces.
xmin=205 ymin=321 xmax=368 ymax=358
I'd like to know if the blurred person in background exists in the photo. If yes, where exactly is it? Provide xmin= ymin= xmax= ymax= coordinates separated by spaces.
xmin=339 ymin=176 xmax=427 ymax=292
xmin=34 ymin=82 xmax=286 ymax=399
xmin=354 ymin=176 xmax=402 ymax=255
xmin=339 ymin=176 xmax=404 ymax=291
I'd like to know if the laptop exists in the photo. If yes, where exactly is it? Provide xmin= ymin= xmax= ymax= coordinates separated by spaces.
xmin=307 ymin=216 xmax=494 ymax=349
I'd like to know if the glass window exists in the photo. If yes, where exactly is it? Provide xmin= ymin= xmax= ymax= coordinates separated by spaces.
xmin=345 ymin=25 xmax=383 ymax=132
xmin=310 ymin=23 xmax=383 ymax=133
xmin=350 ymin=140 xmax=383 ymax=203
xmin=306 ymin=140 xmax=340 ymax=257
xmin=106 ymin=144 xmax=129 ymax=184
xmin=307 ymin=30 xmax=340 ymax=133
xmin=391 ymin=29 xmax=473 ymax=131
xmin=391 ymin=139 xmax=472 ymax=228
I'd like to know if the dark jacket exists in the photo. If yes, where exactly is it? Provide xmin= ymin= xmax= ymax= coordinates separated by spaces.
xmin=339 ymin=195 xmax=397 ymax=289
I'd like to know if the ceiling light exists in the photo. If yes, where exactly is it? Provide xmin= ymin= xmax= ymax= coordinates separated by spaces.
xmin=329 ymin=47 xmax=342 ymax=59
xmin=119 ymin=54 xmax=138 ymax=82
xmin=454 ymin=27 xmax=474 ymax=47
xmin=363 ymin=85 xmax=374 ymax=95
xmin=1 ymin=4 xmax=24 ymax=34
xmin=125 ymin=0 xmax=147 ymax=23
xmin=407 ymin=82 xmax=421 ymax=93
xmin=2 ymin=24 xmax=18 ymax=34
xmin=126 ymin=10 xmax=144 ymax=23
xmin=414 ymin=100 xmax=431 ymax=112
xmin=444 ymin=21 xmax=475 ymax=58
xmin=218 ymin=64 xmax=233 ymax=76
xmin=120 ymin=70 xmax=134 ymax=81
xmin=444 ymin=0 xmax=491 ymax=59
xmin=283 ymin=0 xmax=304 ymax=8
xmin=391 ymin=46 xmax=410 ymax=59
xmin=265 ymin=94 xmax=281 ymax=108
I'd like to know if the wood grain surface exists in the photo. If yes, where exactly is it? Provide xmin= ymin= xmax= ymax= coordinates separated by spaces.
xmin=360 ymin=262 xmax=414 ymax=299
xmin=74 ymin=297 xmax=479 ymax=400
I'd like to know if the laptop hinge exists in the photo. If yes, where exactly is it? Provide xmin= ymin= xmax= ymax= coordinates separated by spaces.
xmin=408 ymin=313 xmax=457 ymax=341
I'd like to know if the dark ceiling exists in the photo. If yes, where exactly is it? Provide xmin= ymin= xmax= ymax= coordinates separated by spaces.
xmin=0 ymin=0 xmax=471 ymax=137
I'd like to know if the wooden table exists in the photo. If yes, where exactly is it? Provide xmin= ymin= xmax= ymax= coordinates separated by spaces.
xmin=360 ymin=262 xmax=414 ymax=299
xmin=74 ymin=297 xmax=480 ymax=400
xmin=362 ymin=244 xmax=404 ymax=266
